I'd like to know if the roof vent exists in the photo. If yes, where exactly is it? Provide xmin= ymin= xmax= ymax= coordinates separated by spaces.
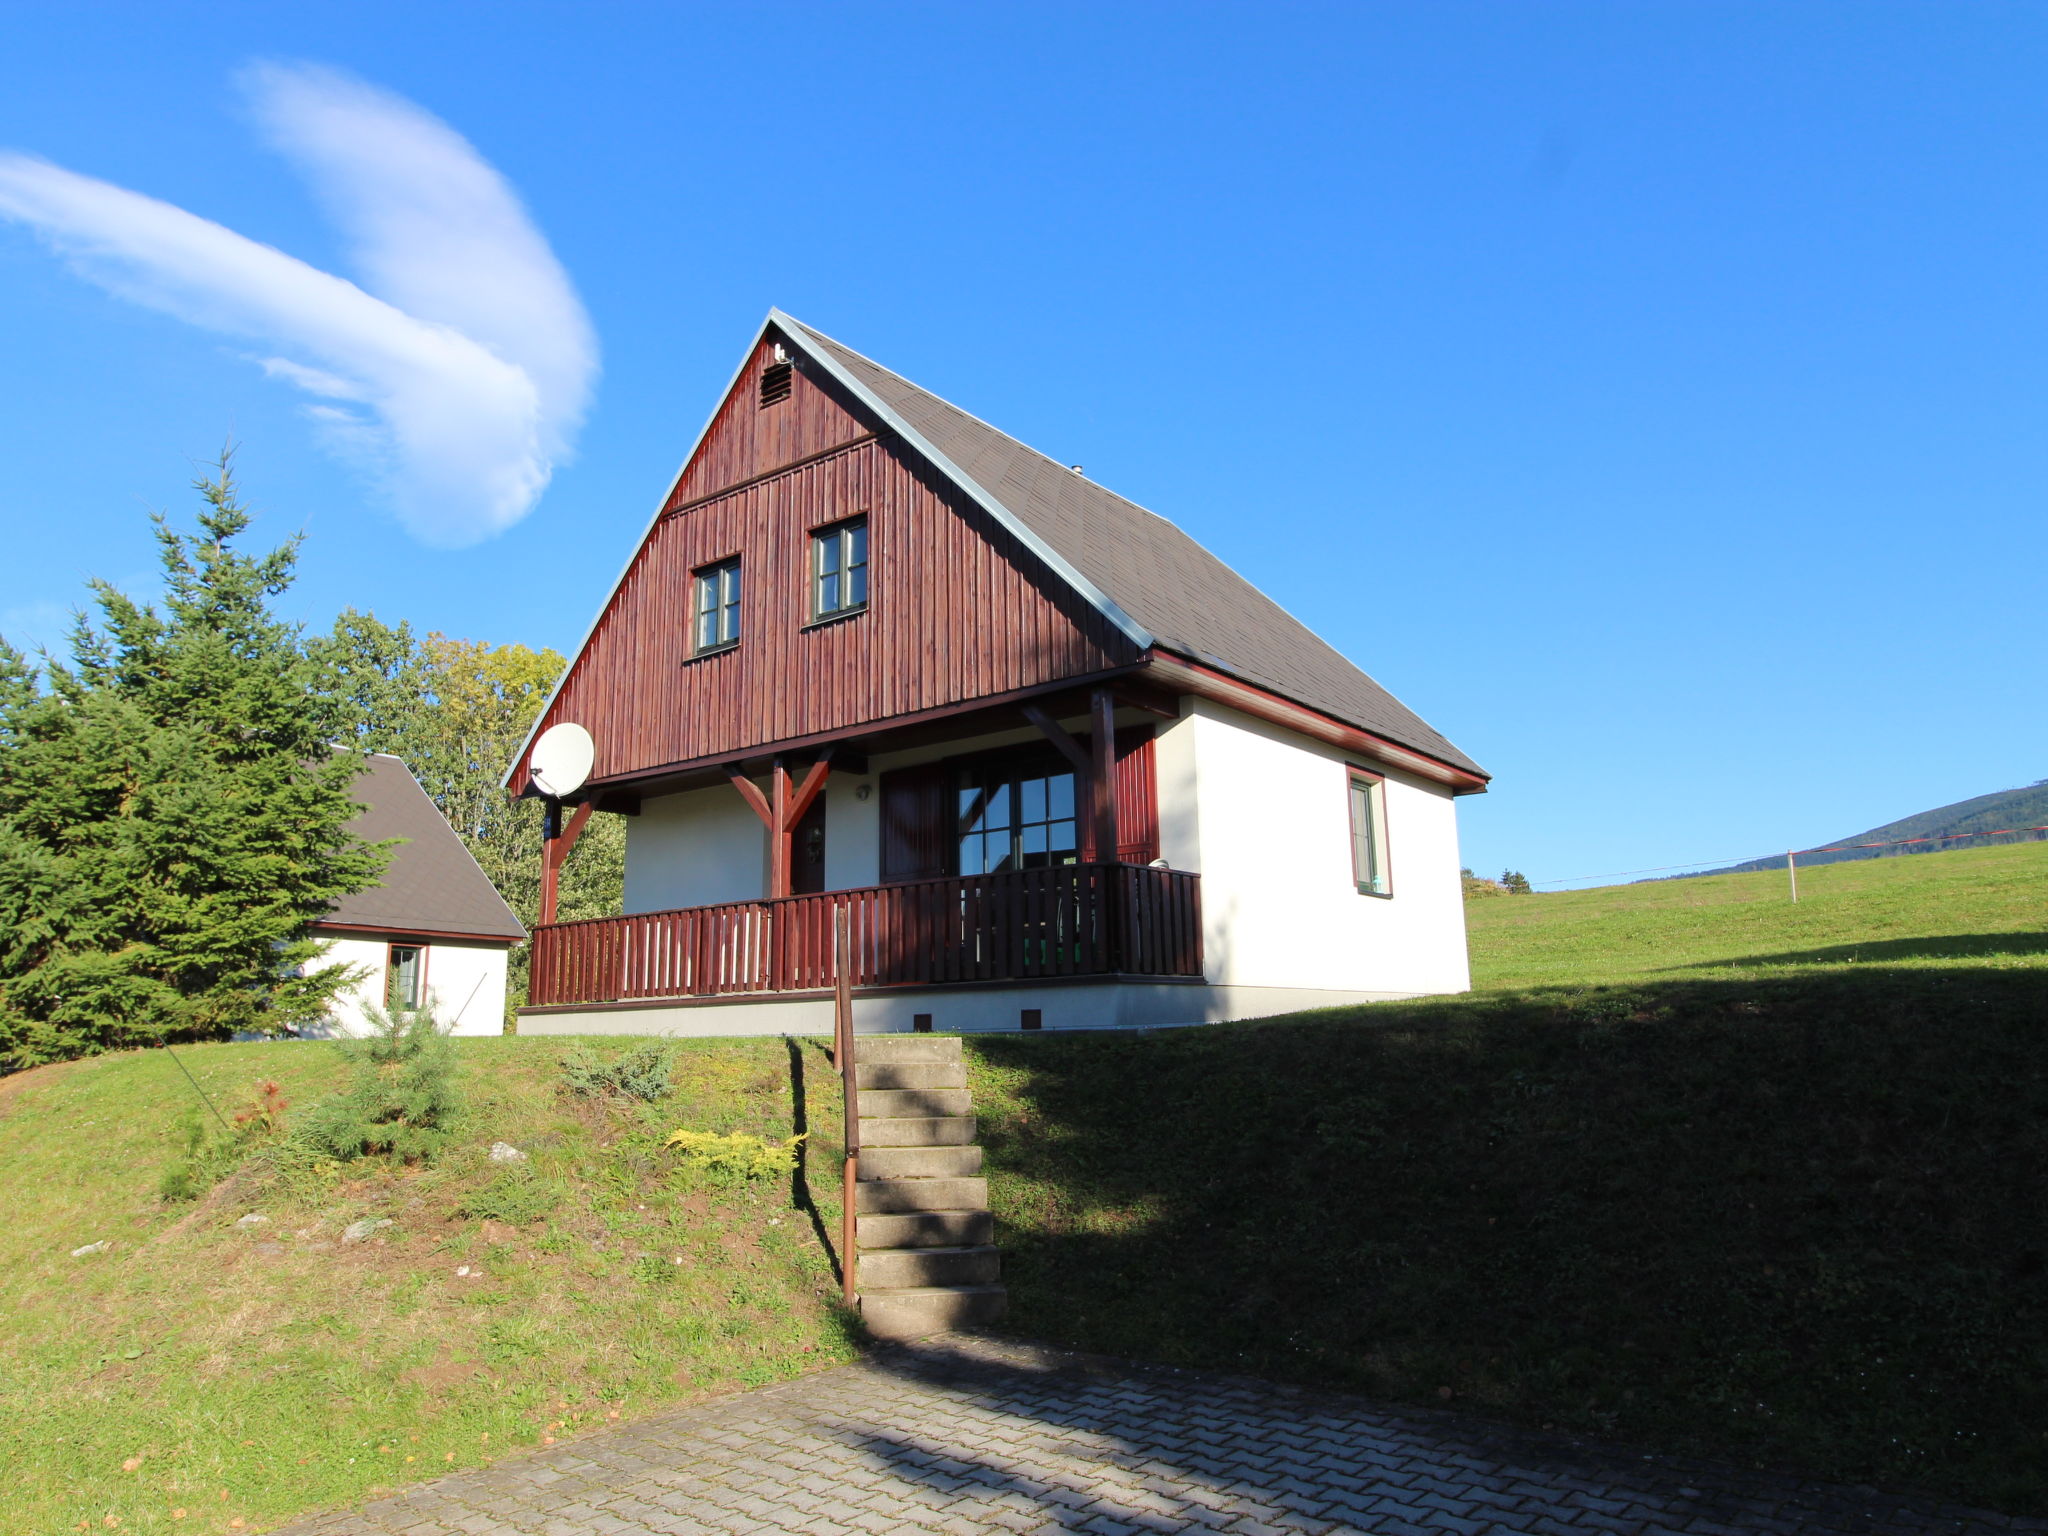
xmin=759 ymin=360 xmax=794 ymax=408
xmin=1069 ymin=464 xmax=1084 ymax=475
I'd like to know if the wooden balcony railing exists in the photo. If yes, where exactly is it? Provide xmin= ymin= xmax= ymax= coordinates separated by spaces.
xmin=528 ymin=862 xmax=1203 ymax=1007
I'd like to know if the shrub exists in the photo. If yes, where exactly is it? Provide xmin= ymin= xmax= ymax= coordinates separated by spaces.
xmin=663 ymin=1129 xmax=803 ymax=1187
xmin=158 ymin=1078 xmax=291 ymax=1202
xmin=459 ymin=1166 xmax=560 ymax=1225
xmin=296 ymin=1005 xmax=460 ymax=1163
xmin=559 ymin=1038 xmax=679 ymax=1102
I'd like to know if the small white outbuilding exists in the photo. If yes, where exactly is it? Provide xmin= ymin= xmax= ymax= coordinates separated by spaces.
xmin=307 ymin=753 xmax=525 ymax=1036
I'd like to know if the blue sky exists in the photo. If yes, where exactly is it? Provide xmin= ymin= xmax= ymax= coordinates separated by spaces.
xmin=1 ymin=2 xmax=2042 ymax=887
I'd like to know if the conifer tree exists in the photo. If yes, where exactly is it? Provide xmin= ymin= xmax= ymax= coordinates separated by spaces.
xmin=0 ymin=455 xmax=387 ymax=1068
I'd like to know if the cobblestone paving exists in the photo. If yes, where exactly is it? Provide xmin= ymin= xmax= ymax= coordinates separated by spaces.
xmin=278 ymin=1335 xmax=2042 ymax=1536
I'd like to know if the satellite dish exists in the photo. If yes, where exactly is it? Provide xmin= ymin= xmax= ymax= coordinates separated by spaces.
xmin=529 ymin=722 xmax=595 ymax=798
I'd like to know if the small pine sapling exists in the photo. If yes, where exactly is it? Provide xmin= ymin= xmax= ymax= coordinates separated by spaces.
xmin=299 ymin=1005 xmax=461 ymax=1163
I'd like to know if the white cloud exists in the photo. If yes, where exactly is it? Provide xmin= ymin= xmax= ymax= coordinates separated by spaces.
xmin=0 ymin=67 xmax=596 ymax=547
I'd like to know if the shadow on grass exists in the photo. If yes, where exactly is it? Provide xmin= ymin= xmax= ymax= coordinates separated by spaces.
xmin=1674 ymin=931 xmax=2048 ymax=969
xmin=959 ymin=965 xmax=2048 ymax=1516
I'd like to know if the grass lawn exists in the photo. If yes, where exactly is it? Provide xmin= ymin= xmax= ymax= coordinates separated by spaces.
xmin=0 ymin=1036 xmax=855 ymax=1536
xmin=963 ymin=841 xmax=2048 ymax=1514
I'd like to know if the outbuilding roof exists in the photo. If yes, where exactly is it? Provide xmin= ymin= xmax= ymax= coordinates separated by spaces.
xmin=320 ymin=753 xmax=526 ymax=944
xmin=773 ymin=313 xmax=1485 ymax=781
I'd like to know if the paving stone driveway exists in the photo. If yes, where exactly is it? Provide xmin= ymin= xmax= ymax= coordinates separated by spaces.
xmin=279 ymin=1336 xmax=2041 ymax=1536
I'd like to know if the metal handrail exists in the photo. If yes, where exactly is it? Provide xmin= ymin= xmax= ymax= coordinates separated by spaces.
xmin=834 ymin=905 xmax=859 ymax=1307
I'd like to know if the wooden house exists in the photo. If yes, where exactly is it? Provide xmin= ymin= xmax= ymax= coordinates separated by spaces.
xmin=505 ymin=313 xmax=1487 ymax=1036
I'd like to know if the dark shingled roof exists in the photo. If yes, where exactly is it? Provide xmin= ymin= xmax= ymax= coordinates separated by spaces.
xmin=778 ymin=315 xmax=1485 ymax=781
xmin=320 ymin=754 xmax=526 ymax=943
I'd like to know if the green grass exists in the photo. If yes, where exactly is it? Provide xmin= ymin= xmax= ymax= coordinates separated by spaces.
xmin=1466 ymin=837 xmax=2048 ymax=989
xmin=0 ymin=1035 xmax=855 ymax=1536
xmin=964 ymin=840 xmax=2048 ymax=1514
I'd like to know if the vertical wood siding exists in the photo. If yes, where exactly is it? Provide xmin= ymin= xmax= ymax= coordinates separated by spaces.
xmin=515 ymin=334 xmax=1141 ymax=788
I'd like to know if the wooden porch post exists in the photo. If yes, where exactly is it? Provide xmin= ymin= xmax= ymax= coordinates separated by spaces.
xmin=1091 ymin=687 xmax=1119 ymax=863
xmin=727 ymin=748 xmax=837 ymax=901
xmin=538 ymin=799 xmax=596 ymax=927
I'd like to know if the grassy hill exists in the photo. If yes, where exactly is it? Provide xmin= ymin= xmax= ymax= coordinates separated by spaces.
xmin=1715 ymin=779 xmax=2048 ymax=873
xmin=5 ymin=842 xmax=2045 ymax=1529
xmin=0 ymin=1037 xmax=856 ymax=1536
xmin=964 ymin=841 xmax=2048 ymax=1514
xmin=1471 ymin=835 xmax=2048 ymax=988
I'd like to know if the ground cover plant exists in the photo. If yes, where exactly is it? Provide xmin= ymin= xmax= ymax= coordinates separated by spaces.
xmin=0 ymin=1034 xmax=853 ymax=1536
xmin=966 ymin=840 xmax=2048 ymax=1514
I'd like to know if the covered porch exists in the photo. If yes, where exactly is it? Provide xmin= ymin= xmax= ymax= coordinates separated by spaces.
xmin=528 ymin=860 xmax=1202 ymax=1007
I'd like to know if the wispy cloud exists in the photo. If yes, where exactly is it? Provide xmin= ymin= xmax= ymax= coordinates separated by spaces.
xmin=0 ymin=65 xmax=596 ymax=547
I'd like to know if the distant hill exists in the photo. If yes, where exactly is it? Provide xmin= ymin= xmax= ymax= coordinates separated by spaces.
xmin=1715 ymin=780 xmax=2048 ymax=874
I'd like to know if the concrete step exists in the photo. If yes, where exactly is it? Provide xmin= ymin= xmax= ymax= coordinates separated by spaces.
xmin=856 ymin=1035 xmax=963 ymax=1064
xmin=856 ymin=1060 xmax=966 ymax=1091
xmin=857 ymin=1210 xmax=993 ymax=1250
xmin=857 ymin=1244 xmax=1000 ymax=1290
xmin=859 ymin=1144 xmax=983 ymax=1181
xmin=854 ymin=1176 xmax=989 ymax=1214
xmin=859 ymin=1116 xmax=977 ymax=1148
xmin=857 ymin=1087 xmax=972 ymax=1120
xmin=859 ymin=1284 xmax=1007 ymax=1341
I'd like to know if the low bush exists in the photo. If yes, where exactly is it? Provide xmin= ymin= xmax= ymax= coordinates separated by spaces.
xmin=296 ymin=1006 xmax=460 ymax=1163
xmin=158 ymin=1078 xmax=290 ymax=1201
xmin=458 ymin=1165 xmax=560 ymax=1225
xmin=559 ymin=1038 xmax=679 ymax=1101
xmin=664 ymin=1128 xmax=803 ymax=1187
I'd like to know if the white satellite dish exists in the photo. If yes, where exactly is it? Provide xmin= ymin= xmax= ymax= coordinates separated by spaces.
xmin=529 ymin=722 xmax=595 ymax=798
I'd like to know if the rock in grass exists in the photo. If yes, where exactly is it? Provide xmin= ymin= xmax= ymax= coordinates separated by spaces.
xmin=71 ymin=1240 xmax=108 ymax=1257
xmin=342 ymin=1218 xmax=394 ymax=1244
xmin=235 ymin=1213 xmax=269 ymax=1228
xmin=488 ymin=1142 xmax=528 ymax=1163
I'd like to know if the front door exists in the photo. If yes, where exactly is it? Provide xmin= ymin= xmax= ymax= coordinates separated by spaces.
xmin=792 ymin=794 xmax=828 ymax=894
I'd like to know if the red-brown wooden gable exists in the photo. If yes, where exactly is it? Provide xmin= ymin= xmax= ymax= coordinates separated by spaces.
xmin=514 ymin=331 xmax=1143 ymax=790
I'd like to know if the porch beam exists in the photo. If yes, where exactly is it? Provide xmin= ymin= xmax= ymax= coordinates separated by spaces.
xmin=725 ymin=763 xmax=775 ymax=827
xmin=1091 ymin=687 xmax=1119 ymax=863
xmin=1020 ymin=702 xmax=1092 ymax=778
xmin=782 ymin=745 xmax=836 ymax=830
xmin=539 ymin=798 xmax=596 ymax=926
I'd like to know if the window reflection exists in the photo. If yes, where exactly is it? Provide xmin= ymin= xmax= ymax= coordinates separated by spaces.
xmin=955 ymin=763 xmax=1079 ymax=874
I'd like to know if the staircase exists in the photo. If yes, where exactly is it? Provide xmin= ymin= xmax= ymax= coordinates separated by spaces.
xmin=850 ymin=1035 xmax=1006 ymax=1340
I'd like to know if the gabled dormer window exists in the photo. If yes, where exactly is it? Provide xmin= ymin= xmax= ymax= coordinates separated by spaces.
xmin=692 ymin=557 xmax=741 ymax=655
xmin=811 ymin=517 xmax=868 ymax=622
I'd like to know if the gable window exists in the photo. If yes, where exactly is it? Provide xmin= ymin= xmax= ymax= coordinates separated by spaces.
xmin=386 ymin=943 xmax=424 ymax=1010
xmin=692 ymin=557 xmax=741 ymax=654
xmin=1348 ymin=768 xmax=1391 ymax=896
xmin=957 ymin=759 xmax=1078 ymax=875
xmin=811 ymin=518 xmax=868 ymax=621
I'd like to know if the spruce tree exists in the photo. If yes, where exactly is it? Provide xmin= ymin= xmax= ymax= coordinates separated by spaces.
xmin=0 ymin=455 xmax=387 ymax=1068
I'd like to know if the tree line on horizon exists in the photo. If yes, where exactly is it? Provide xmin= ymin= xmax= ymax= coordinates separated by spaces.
xmin=0 ymin=455 xmax=620 ymax=1071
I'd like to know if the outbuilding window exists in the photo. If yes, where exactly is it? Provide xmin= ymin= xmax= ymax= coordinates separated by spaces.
xmin=692 ymin=557 xmax=741 ymax=655
xmin=1347 ymin=768 xmax=1390 ymax=896
xmin=811 ymin=517 xmax=868 ymax=621
xmin=386 ymin=944 xmax=424 ymax=1010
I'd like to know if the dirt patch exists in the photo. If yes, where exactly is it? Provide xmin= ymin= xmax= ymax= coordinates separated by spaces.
xmin=403 ymin=1351 xmax=483 ymax=1395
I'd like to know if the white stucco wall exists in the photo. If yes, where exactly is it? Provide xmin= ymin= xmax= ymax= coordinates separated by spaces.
xmin=1166 ymin=697 xmax=1471 ymax=998
xmin=624 ymin=780 xmax=773 ymax=910
xmin=308 ymin=933 xmax=511 ymax=1037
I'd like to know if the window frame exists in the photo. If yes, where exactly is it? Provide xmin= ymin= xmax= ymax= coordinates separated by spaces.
xmin=690 ymin=555 xmax=742 ymax=657
xmin=385 ymin=942 xmax=426 ymax=1011
xmin=953 ymin=750 xmax=1081 ymax=877
xmin=1346 ymin=766 xmax=1392 ymax=897
xmin=808 ymin=516 xmax=870 ymax=625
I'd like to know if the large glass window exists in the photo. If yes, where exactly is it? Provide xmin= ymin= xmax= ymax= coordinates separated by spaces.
xmin=957 ymin=762 xmax=1078 ymax=875
xmin=692 ymin=557 xmax=741 ymax=654
xmin=1348 ymin=768 xmax=1391 ymax=896
xmin=812 ymin=518 xmax=868 ymax=621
